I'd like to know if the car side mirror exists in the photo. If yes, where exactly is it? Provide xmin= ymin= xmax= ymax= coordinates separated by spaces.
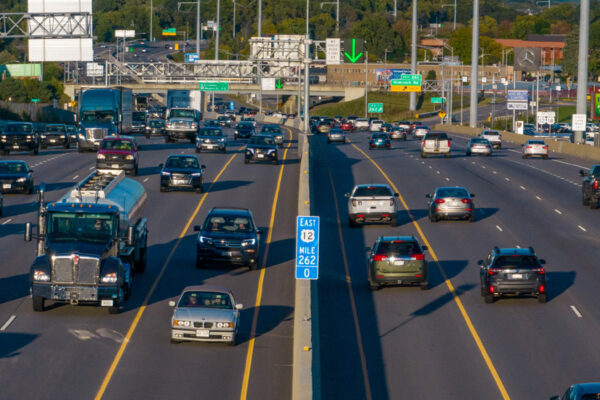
xmin=24 ymin=222 xmax=32 ymax=242
xmin=425 ymin=194 xmax=431 ymax=198
xmin=193 ymin=225 xmax=201 ymax=232
xmin=137 ymin=145 xmax=142 ymax=150
xmin=29 ymin=169 xmax=34 ymax=173
xmin=256 ymin=229 xmax=263 ymax=234
xmin=127 ymin=225 xmax=134 ymax=246
xmin=394 ymin=193 xmax=399 ymax=197
xmin=158 ymin=163 xmax=163 ymax=168
xmin=168 ymin=301 xmax=176 ymax=307
xmin=421 ymin=245 xmax=428 ymax=251
xmin=477 ymin=260 xmax=484 ymax=265
xmin=344 ymin=193 xmax=350 ymax=198
xmin=470 ymin=194 xmax=475 ymax=197
xmin=235 ymin=303 xmax=243 ymax=310
xmin=540 ymin=259 xmax=546 ymax=265
xmin=579 ymin=169 xmax=586 ymax=177
xmin=201 ymin=165 xmax=206 ymax=169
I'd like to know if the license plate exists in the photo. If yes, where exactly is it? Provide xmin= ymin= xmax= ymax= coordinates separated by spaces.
xmin=49 ymin=139 xmax=56 ymax=143
xmin=451 ymin=201 xmax=461 ymax=206
xmin=510 ymin=273 xmax=523 ymax=279
xmin=222 ymin=251 xmax=233 ymax=257
xmin=101 ymin=300 xmax=114 ymax=307
xmin=112 ymin=164 xmax=120 ymax=168
xmin=396 ymin=280 xmax=403 ymax=284
xmin=257 ymin=154 xmax=264 ymax=158
xmin=2 ymin=184 xmax=11 ymax=189
xmin=206 ymin=145 xmax=214 ymax=148
xmin=13 ymin=145 xmax=19 ymax=149
xmin=196 ymin=329 xmax=210 ymax=337
xmin=393 ymin=260 xmax=405 ymax=266
xmin=173 ymin=179 xmax=186 ymax=185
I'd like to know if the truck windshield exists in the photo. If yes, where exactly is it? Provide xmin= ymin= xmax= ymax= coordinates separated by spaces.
xmin=170 ymin=109 xmax=195 ymax=118
xmin=6 ymin=124 xmax=32 ymax=132
xmin=47 ymin=212 xmax=114 ymax=243
xmin=133 ymin=112 xmax=146 ymax=122
xmin=81 ymin=111 xmax=115 ymax=123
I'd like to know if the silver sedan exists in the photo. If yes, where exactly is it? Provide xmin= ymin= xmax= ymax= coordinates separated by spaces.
xmin=466 ymin=137 xmax=492 ymax=156
xmin=522 ymin=139 xmax=549 ymax=159
xmin=327 ymin=128 xmax=346 ymax=144
xmin=427 ymin=186 xmax=476 ymax=222
xmin=170 ymin=285 xmax=243 ymax=345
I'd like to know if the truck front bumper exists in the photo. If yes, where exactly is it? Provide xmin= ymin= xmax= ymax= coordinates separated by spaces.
xmin=31 ymin=283 xmax=119 ymax=303
xmin=166 ymin=129 xmax=196 ymax=140
xmin=97 ymin=160 xmax=136 ymax=173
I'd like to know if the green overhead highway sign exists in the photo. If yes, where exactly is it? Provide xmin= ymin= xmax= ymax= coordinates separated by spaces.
xmin=367 ymin=103 xmax=383 ymax=113
xmin=198 ymin=81 xmax=229 ymax=92
xmin=343 ymin=38 xmax=364 ymax=63
xmin=275 ymin=79 xmax=283 ymax=89
xmin=30 ymin=98 xmax=40 ymax=103
xmin=391 ymin=74 xmax=422 ymax=86
xmin=431 ymin=97 xmax=445 ymax=103
xmin=162 ymin=28 xmax=176 ymax=36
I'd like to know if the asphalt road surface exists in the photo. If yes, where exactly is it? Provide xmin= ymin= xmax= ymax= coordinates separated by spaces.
xmin=0 ymin=123 xmax=299 ymax=400
xmin=312 ymin=129 xmax=600 ymax=399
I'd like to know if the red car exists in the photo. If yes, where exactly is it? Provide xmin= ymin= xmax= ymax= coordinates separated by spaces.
xmin=339 ymin=121 xmax=354 ymax=132
xmin=96 ymin=135 xmax=139 ymax=176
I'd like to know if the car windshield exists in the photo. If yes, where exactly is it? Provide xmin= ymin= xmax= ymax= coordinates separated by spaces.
xmin=330 ymin=129 xmax=343 ymax=134
xmin=261 ymin=126 xmax=280 ymax=133
xmin=170 ymin=109 xmax=195 ymax=118
xmin=249 ymin=136 xmax=274 ymax=145
xmin=372 ymin=133 xmax=388 ymax=139
xmin=494 ymin=255 xmax=539 ymax=269
xmin=218 ymin=116 xmax=228 ymax=121
xmin=81 ymin=110 xmax=115 ymax=123
xmin=46 ymin=125 xmax=65 ymax=132
xmin=354 ymin=186 xmax=393 ymax=197
xmin=436 ymin=188 xmax=468 ymax=198
xmin=243 ymin=118 xmax=255 ymax=122
xmin=204 ymin=121 xmax=219 ymax=126
xmin=238 ymin=122 xmax=253 ymax=128
xmin=101 ymin=140 xmax=133 ymax=151
xmin=483 ymin=131 xmax=499 ymax=135
xmin=6 ymin=124 xmax=33 ymax=132
xmin=133 ymin=112 xmax=146 ymax=122
xmin=47 ymin=212 xmax=114 ymax=243
xmin=376 ymin=241 xmax=421 ymax=256
xmin=471 ymin=138 xmax=489 ymax=144
xmin=165 ymin=156 xmax=199 ymax=169
xmin=178 ymin=291 xmax=232 ymax=309
xmin=149 ymin=120 xmax=164 ymax=127
xmin=199 ymin=128 xmax=222 ymax=136
xmin=204 ymin=214 xmax=254 ymax=233
xmin=0 ymin=162 xmax=28 ymax=173
xmin=425 ymin=133 xmax=448 ymax=140
xmin=528 ymin=140 xmax=545 ymax=145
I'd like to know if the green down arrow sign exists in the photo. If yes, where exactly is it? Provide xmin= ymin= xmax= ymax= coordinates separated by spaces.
xmin=275 ymin=79 xmax=283 ymax=89
xmin=344 ymin=38 xmax=364 ymax=63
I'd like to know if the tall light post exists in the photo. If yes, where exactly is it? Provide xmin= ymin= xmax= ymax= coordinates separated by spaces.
xmin=178 ymin=2 xmax=201 ymax=57
xmin=303 ymin=0 xmax=310 ymax=133
xmin=150 ymin=0 xmax=153 ymax=42
xmin=469 ymin=0 xmax=479 ymax=128
xmin=215 ymin=0 xmax=220 ymax=60
xmin=232 ymin=0 xmax=236 ymax=38
xmin=320 ymin=1 xmax=339 ymax=32
xmin=257 ymin=0 xmax=262 ymax=37
xmin=409 ymin=0 xmax=417 ymax=111
xmin=575 ymin=0 xmax=590 ymax=144
xmin=442 ymin=1 xmax=457 ymax=30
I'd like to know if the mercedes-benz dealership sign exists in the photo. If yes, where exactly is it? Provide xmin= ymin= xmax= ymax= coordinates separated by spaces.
xmin=514 ymin=47 xmax=540 ymax=72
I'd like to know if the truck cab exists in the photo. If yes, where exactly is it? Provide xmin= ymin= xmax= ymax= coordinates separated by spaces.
xmin=0 ymin=122 xmax=40 ymax=155
xmin=165 ymin=108 xmax=201 ymax=143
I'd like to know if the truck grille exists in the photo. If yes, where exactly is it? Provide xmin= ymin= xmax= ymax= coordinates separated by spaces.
xmin=214 ymin=240 xmax=242 ymax=249
xmin=85 ymin=128 xmax=107 ymax=140
xmin=76 ymin=257 xmax=99 ymax=284
xmin=53 ymin=257 xmax=74 ymax=283
xmin=6 ymin=135 xmax=32 ymax=145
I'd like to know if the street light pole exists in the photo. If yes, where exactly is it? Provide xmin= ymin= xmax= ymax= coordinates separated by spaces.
xmin=215 ymin=0 xmax=220 ymax=60
xmin=365 ymin=50 xmax=369 ymax=118
xmin=196 ymin=0 xmax=201 ymax=56
xmin=232 ymin=0 xmax=236 ymax=39
xmin=409 ymin=0 xmax=417 ymax=111
xmin=303 ymin=0 xmax=310 ymax=133
xmin=258 ymin=0 xmax=262 ymax=37
xmin=320 ymin=2 xmax=339 ymax=33
xmin=469 ymin=0 xmax=479 ymax=128
xmin=150 ymin=0 xmax=153 ymax=42
xmin=575 ymin=0 xmax=590 ymax=144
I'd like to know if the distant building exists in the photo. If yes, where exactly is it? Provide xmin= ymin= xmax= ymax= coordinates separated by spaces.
xmin=494 ymin=38 xmax=564 ymax=66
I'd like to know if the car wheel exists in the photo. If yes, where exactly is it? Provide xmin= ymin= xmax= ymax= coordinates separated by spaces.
xmin=160 ymin=186 xmax=167 ymax=192
xmin=466 ymin=152 xmax=471 ymax=156
xmin=77 ymin=147 xmax=84 ymax=153
xmin=591 ymin=200 xmax=598 ymax=209
xmin=249 ymin=259 xmax=258 ymax=270
xmin=348 ymin=218 xmax=358 ymax=228
xmin=170 ymin=338 xmax=182 ymax=344
xmin=429 ymin=213 xmax=437 ymax=223
xmin=234 ymin=135 xmax=238 ymax=140
xmin=420 ymin=282 xmax=429 ymax=291
xmin=421 ymin=152 xmax=426 ymax=158
xmin=108 ymin=301 xmax=121 ymax=314
xmin=32 ymin=295 xmax=45 ymax=312
xmin=195 ymin=185 xmax=203 ymax=194
xmin=227 ymin=336 xmax=237 ymax=346
xmin=543 ymin=155 xmax=548 ymax=160
xmin=522 ymin=154 xmax=528 ymax=159
xmin=390 ymin=216 xmax=398 ymax=227
xmin=469 ymin=213 xmax=475 ymax=223
xmin=445 ymin=153 xmax=450 ymax=158
xmin=327 ymin=140 xmax=330 ymax=144
xmin=145 ymin=133 xmax=150 ymax=139
xmin=368 ymin=279 xmax=380 ymax=291
xmin=402 ymin=136 xmax=407 ymax=141
xmin=484 ymin=294 xmax=495 ymax=304
xmin=582 ymin=194 xmax=590 ymax=206
xmin=190 ymin=138 xmax=196 ymax=144
xmin=244 ymin=158 xmax=250 ymax=164
xmin=272 ymin=158 xmax=278 ymax=165
xmin=537 ymin=293 xmax=547 ymax=303
xmin=133 ymin=166 xmax=138 ymax=176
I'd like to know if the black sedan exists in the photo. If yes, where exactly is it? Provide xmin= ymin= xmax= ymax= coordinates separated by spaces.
xmin=0 ymin=122 xmax=39 ymax=155
xmin=195 ymin=127 xmax=227 ymax=153
xmin=203 ymin=120 xmax=220 ymax=128
xmin=159 ymin=155 xmax=206 ymax=193
xmin=0 ymin=160 xmax=34 ymax=194
xmin=234 ymin=121 xmax=255 ymax=140
xmin=244 ymin=135 xmax=278 ymax=165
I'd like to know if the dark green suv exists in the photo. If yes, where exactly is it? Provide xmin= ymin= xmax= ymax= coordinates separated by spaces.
xmin=367 ymin=236 xmax=429 ymax=290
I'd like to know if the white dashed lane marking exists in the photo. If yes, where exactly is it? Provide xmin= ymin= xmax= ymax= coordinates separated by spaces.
xmin=143 ymin=178 xmax=149 ymax=183
xmin=496 ymin=225 xmax=503 ymax=232
xmin=72 ymin=175 xmax=79 ymax=180
xmin=578 ymin=225 xmax=587 ymax=232
xmin=520 ymin=186 xmax=526 ymax=190
xmin=555 ymin=209 xmax=562 ymax=215
xmin=536 ymin=196 xmax=542 ymax=200
xmin=570 ymin=305 xmax=583 ymax=318
xmin=1 ymin=218 xmax=12 ymax=225
xmin=0 ymin=315 xmax=16 ymax=331
xmin=505 ymin=177 xmax=510 ymax=181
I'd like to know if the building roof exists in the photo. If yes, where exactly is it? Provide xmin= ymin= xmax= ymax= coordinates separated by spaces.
xmin=495 ymin=39 xmax=565 ymax=49
xmin=527 ymin=34 xmax=567 ymax=43
xmin=420 ymin=38 xmax=448 ymax=47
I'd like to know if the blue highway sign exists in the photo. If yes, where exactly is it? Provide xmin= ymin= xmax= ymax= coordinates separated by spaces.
xmin=295 ymin=216 xmax=320 ymax=280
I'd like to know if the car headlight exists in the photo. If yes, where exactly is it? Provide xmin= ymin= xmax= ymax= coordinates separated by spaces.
xmin=60 ymin=135 xmax=65 ymax=138
xmin=41 ymin=134 xmax=46 ymax=138
xmin=161 ymin=171 xmax=171 ymax=176
xmin=199 ymin=235 xmax=213 ymax=245
xmin=97 ymin=154 xmax=106 ymax=159
xmin=267 ymin=149 xmax=276 ymax=154
xmin=246 ymin=148 xmax=254 ymax=154
xmin=216 ymin=322 xmax=234 ymax=328
xmin=17 ymin=177 xmax=27 ymax=182
xmin=33 ymin=270 xmax=50 ymax=282
xmin=276 ymin=135 xmax=283 ymax=140
xmin=173 ymin=320 xmax=192 ymax=327
xmin=191 ymin=122 xmax=197 ymax=128
xmin=219 ymin=138 xmax=225 ymax=142
xmin=242 ymin=238 xmax=256 ymax=247
xmin=125 ymin=155 xmax=134 ymax=160
xmin=100 ymin=272 xmax=117 ymax=283
xmin=146 ymin=126 xmax=151 ymax=130
xmin=234 ymin=130 xmax=238 ymax=134
xmin=26 ymin=135 xmax=32 ymax=139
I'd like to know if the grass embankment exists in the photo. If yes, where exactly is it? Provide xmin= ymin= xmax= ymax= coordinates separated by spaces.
xmin=311 ymin=91 xmax=490 ymax=121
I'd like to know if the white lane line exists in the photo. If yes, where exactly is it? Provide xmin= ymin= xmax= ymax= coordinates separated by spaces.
xmin=553 ymin=159 xmax=587 ymax=169
xmin=436 ymin=171 xmax=440 ymax=174
xmin=0 ymin=315 xmax=16 ymax=331
xmin=515 ymin=245 xmax=521 ymax=248
xmin=72 ymin=175 xmax=79 ymax=180
xmin=555 ymin=209 xmax=562 ymax=215
xmin=496 ymin=225 xmax=503 ymax=232
xmin=570 ymin=305 xmax=583 ymax=318
xmin=471 ymin=161 xmax=476 ymax=164
xmin=421 ymin=161 xmax=425 ymax=164
xmin=1 ymin=218 xmax=12 ymax=225
xmin=445 ymin=177 xmax=450 ymax=181
xmin=482 ymin=166 xmax=486 ymax=169
xmin=493 ymin=171 xmax=497 ymax=174
xmin=429 ymin=165 xmax=432 ymax=169
xmin=578 ymin=225 xmax=587 ymax=232
xmin=89 ymin=166 xmax=95 ymax=170
xmin=505 ymin=177 xmax=510 ymax=181
xmin=536 ymin=195 xmax=542 ymax=200
xmin=143 ymin=178 xmax=149 ymax=183
xmin=520 ymin=185 xmax=526 ymax=190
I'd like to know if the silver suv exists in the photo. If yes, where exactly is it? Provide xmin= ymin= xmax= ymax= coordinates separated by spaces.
xmin=346 ymin=184 xmax=399 ymax=227
xmin=421 ymin=132 xmax=451 ymax=158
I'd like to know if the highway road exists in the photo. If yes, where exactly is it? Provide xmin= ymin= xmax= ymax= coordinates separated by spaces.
xmin=312 ymin=129 xmax=600 ymax=399
xmin=0 ymin=123 xmax=299 ymax=399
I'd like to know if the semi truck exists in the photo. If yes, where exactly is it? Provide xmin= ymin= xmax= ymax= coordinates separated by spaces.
xmin=24 ymin=169 xmax=148 ymax=314
xmin=77 ymin=88 xmax=133 ymax=152
xmin=166 ymin=89 xmax=202 ymax=113
xmin=165 ymin=90 xmax=203 ymax=142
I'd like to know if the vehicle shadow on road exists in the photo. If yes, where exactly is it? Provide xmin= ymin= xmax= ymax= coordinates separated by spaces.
xmin=43 ymin=181 xmax=77 ymax=193
xmin=237 ymin=304 xmax=294 ymax=345
xmin=428 ymin=260 xmax=470 ymax=289
xmin=0 ymin=333 xmax=38 ymax=359
xmin=262 ymin=237 xmax=295 ymax=267
xmin=139 ymin=142 xmax=194 ymax=152
xmin=205 ymin=180 xmax=254 ymax=194
xmin=546 ymin=271 xmax=576 ymax=302
xmin=0 ymin=222 xmax=25 ymax=239
xmin=0 ymin=273 xmax=30 ymax=306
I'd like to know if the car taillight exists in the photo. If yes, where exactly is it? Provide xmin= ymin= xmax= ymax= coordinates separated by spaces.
xmin=526 ymin=146 xmax=532 ymax=149
xmin=594 ymin=181 xmax=599 ymax=190
xmin=461 ymin=198 xmax=472 ymax=204
xmin=351 ymin=199 xmax=357 ymax=206
xmin=489 ymin=286 xmax=495 ymax=293
xmin=539 ymin=284 xmax=545 ymax=293
xmin=373 ymin=255 xmax=388 ymax=261
xmin=543 ymin=146 xmax=548 ymax=149
xmin=412 ymin=254 xmax=425 ymax=260
xmin=447 ymin=140 xmax=451 ymax=147
xmin=434 ymin=199 xmax=445 ymax=204
xmin=488 ymin=268 xmax=501 ymax=275
xmin=533 ymin=267 xmax=545 ymax=275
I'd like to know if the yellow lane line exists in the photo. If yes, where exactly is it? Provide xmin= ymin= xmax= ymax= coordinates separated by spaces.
xmin=348 ymin=139 xmax=511 ymax=400
xmin=319 ymin=139 xmax=373 ymax=400
xmin=94 ymin=153 xmax=238 ymax=400
xmin=239 ymin=127 xmax=293 ymax=400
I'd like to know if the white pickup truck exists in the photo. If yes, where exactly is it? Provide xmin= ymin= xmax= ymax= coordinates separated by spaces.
xmin=480 ymin=129 xmax=502 ymax=149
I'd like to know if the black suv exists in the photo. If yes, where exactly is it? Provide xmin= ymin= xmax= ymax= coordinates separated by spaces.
xmin=194 ymin=208 xmax=261 ymax=270
xmin=40 ymin=123 xmax=70 ymax=149
xmin=234 ymin=121 xmax=255 ymax=140
xmin=478 ymin=247 xmax=548 ymax=304
xmin=580 ymin=165 xmax=600 ymax=209
xmin=0 ymin=122 xmax=39 ymax=155
xmin=159 ymin=154 xmax=206 ymax=193
xmin=244 ymin=135 xmax=278 ymax=164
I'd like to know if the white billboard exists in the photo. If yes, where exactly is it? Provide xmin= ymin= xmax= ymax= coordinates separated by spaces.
xmin=326 ymin=38 xmax=341 ymax=65
xmin=86 ymin=62 xmax=104 ymax=77
xmin=28 ymin=0 xmax=93 ymax=62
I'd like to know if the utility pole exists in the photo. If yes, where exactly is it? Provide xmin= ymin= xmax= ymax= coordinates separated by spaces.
xmin=393 ymin=0 xmax=397 ymax=19
xmin=215 ymin=0 xmax=220 ymax=60
xmin=575 ymin=0 xmax=589 ymax=144
xmin=232 ymin=0 xmax=236 ymax=39
xmin=409 ymin=0 xmax=417 ymax=111
xmin=258 ymin=0 xmax=262 ymax=37
xmin=197 ymin=0 xmax=201 ymax=56
xmin=150 ymin=0 xmax=153 ymax=42
xmin=303 ymin=0 xmax=310 ymax=133
xmin=365 ymin=50 xmax=369 ymax=118
xmin=469 ymin=0 xmax=479 ymax=128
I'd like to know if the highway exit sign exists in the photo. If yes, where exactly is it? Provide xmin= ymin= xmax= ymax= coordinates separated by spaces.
xmin=390 ymin=74 xmax=422 ymax=92
xmin=431 ymin=97 xmax=445 ymax=104
xmin=162 ymin=28 xmax=176 ymax=36
xmin=368 ymin=103 xmax=383 ymax=113
xmin=199 ymin=81 xmax=229 ymax=92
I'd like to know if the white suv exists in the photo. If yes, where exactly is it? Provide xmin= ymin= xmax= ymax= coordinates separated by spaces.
xmin=369 ymin=119 xmax=384 ymax=132
xmin=346 ymin=184 xmax=399 ymax=227
xmin=354 ymin=118 xmax=369 ymax=130
xmin=421 ymin=132 xmax=452 ymax=158
xmin=480 ymin=129 xmax=502 ymax=148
